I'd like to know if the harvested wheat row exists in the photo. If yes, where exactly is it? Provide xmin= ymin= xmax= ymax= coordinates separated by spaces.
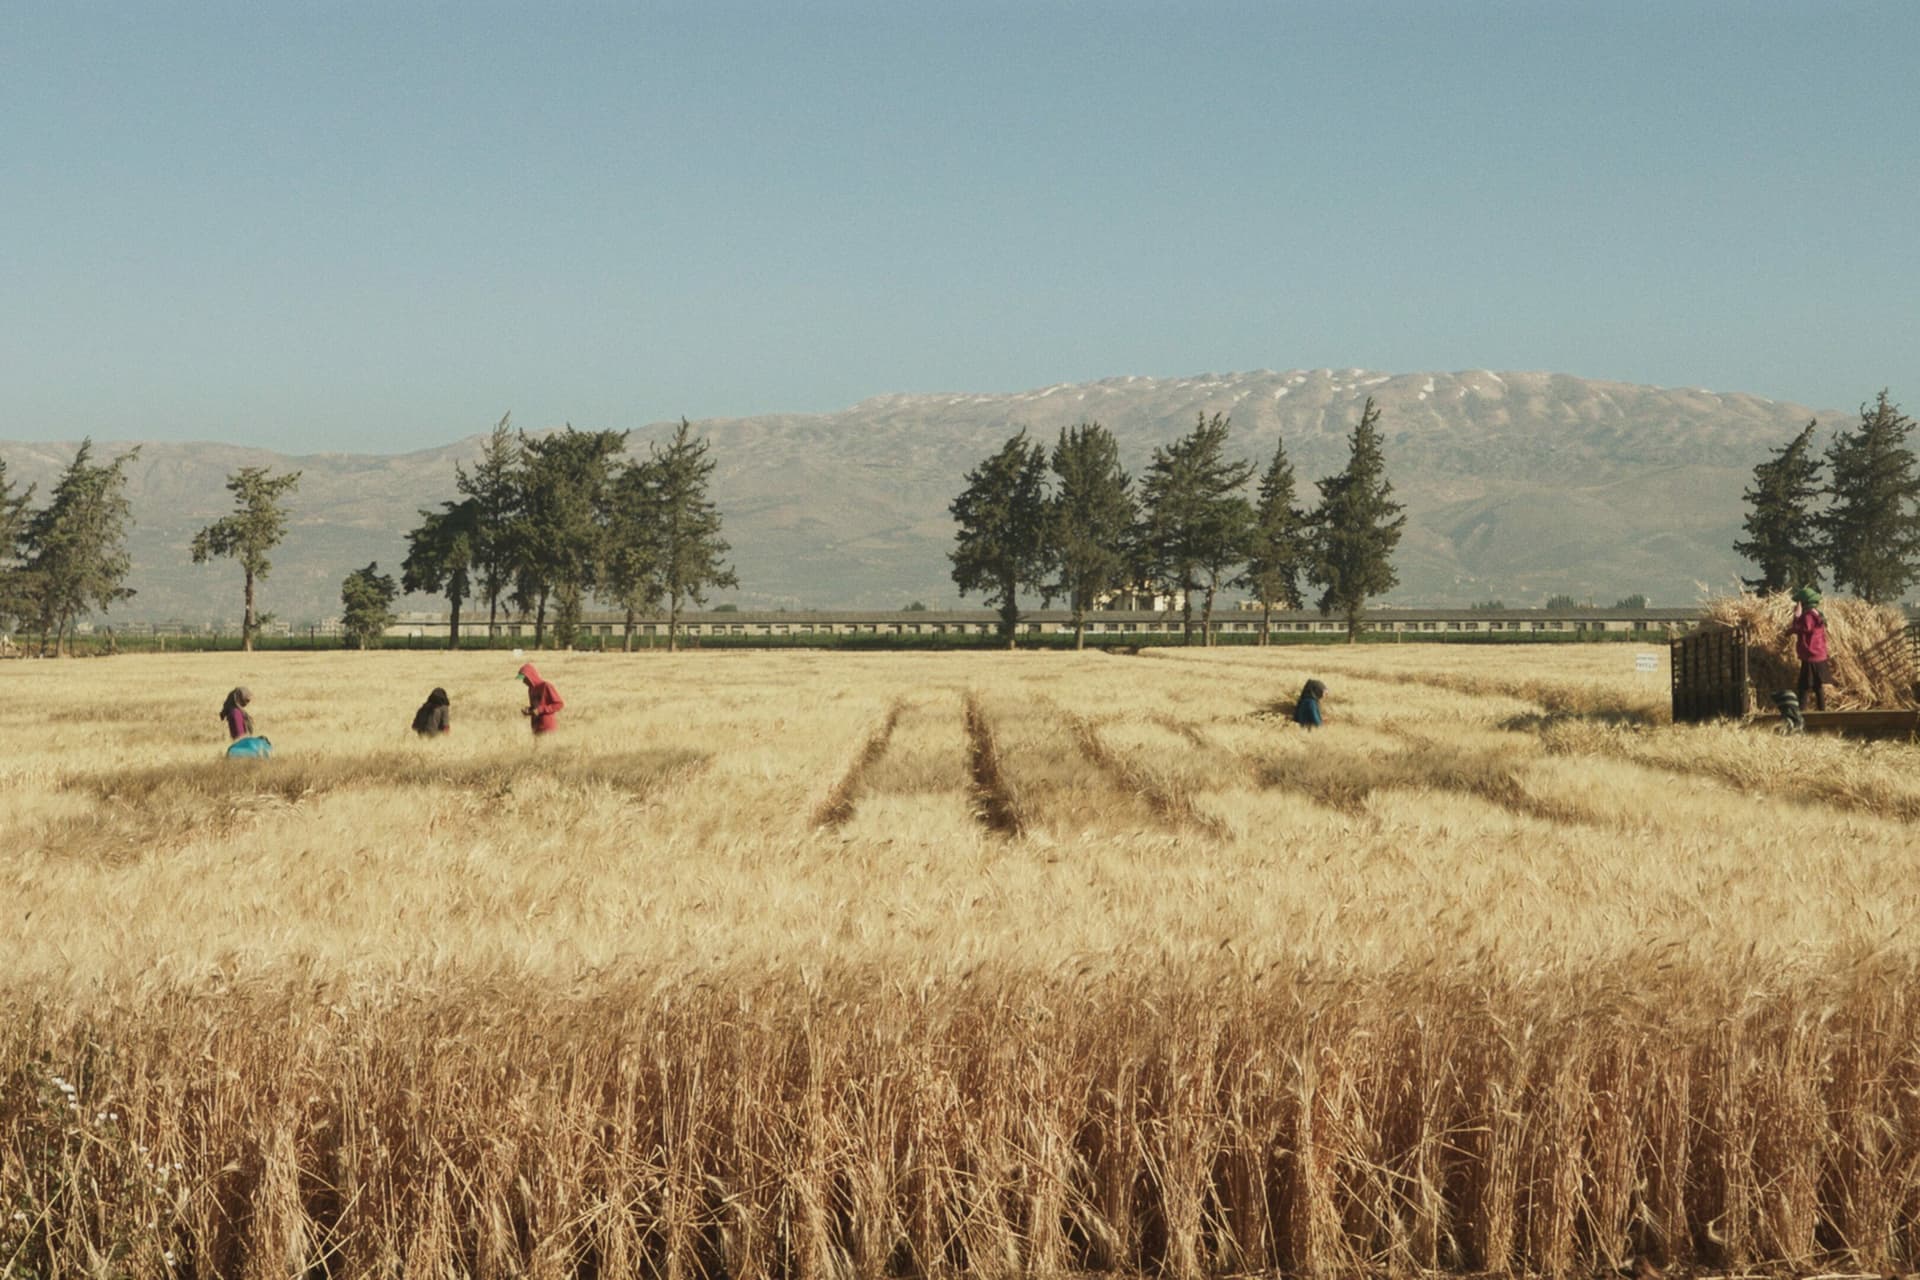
xmin=9 ymin=965 xmax=1920 ymax=1279
xmin=1699 ymin=591 xmax=1918 ymax=710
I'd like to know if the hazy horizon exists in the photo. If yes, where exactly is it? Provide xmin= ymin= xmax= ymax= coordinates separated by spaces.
xmin=5 ymin=3 xmax=1916 ymax=454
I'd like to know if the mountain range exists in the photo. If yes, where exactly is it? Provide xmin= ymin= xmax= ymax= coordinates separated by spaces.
xmin=0 ymin=369 xmax=1847 ymax=624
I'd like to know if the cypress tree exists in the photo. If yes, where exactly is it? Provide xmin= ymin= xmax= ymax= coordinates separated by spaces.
xmin=1239 ymin=435 xmax=1309 ymax=644
xmin=1046 ymin=422 xmax=1135 ymax=650
xmin=456 ymin=414 xmax=522 ymax=638
xmin=18 ymin=439 xmax=140 ymax=656
xmin=1732 ymin=420 xmax=1824 ymax=594
xmin=512 ymin=426 xmax=627 ymax=648
xmin=1307 ymin=397 xmax=1405 ymax=642
xmin=601 ymin=457 xmax=666 ymax=651
xmin=340 ymin=562 xmax=398 ymax=649
xmin=950 ymin=431 xmax=1049 ymax=648
xmin=0 ymin=456 xmax=33 ymax=637
xmin=1140 ymin=413 xmax=1255 ymax=645
xmin=401 ymin=499 xmax=480 ymax=649
xmin=1820 ymin=391 xmax=1920 ymax=604
xmin=648 ymin=419 xmax=738 ymax=653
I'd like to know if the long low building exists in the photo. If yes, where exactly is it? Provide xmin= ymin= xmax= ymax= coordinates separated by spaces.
xmin=385 ymin=605 xmax=1700 ymax=641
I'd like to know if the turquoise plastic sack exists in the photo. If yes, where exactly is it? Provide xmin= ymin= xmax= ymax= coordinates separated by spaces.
xmin=226 ymin=735 xmax=273 ymax=759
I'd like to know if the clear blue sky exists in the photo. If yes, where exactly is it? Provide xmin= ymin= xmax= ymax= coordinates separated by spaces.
xmin=4 ymin=2 xmax=1916 ymax=453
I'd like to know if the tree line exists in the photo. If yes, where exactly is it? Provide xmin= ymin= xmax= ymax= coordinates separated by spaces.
xmin=1736 ymin=391 xmax=1920 ymax=603
xmin=0 ymin=417 xmax=735 ymax=656
xmin=393 ymin=415 xmax=735 ymax=652
xmin=948 ymin=396 xmax=1405 ymax=647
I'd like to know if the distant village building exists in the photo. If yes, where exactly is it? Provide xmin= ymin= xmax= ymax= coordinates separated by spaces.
xmin=1094 ymin=582 xmax=1180 ymax=611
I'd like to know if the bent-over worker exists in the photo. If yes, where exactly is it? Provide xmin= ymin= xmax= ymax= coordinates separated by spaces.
xmin=517 ymin=663 xmax=563 ymax=735
xmin=1293 ymin=678 xmax=1327 ymax=730
xmin=219 ymin=687 xmax=255 ymax=740
xmin=412 ymin=687 xmax=451 ymax=735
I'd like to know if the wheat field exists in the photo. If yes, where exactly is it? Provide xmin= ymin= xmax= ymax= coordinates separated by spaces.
xmin=6 ymin=645 xmax=1920 ymax=1278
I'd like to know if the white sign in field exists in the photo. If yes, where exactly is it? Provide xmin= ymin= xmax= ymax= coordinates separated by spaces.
xmin=1635 ymin=653 xmax=1661 ymax=673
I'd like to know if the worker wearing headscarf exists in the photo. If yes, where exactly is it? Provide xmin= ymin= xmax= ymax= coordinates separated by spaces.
xmin=1293 ymin=678 xmax=1327 ymax=729
xmin=517 ymin=663 xmax=563 ymax=734
xmin=219 ymin=687 xmax=254 ymax=740
xmin=411 ymin=687 xmax=451 ymax=735
xmin=1788 ymin=586 xmax=1830 ymax=712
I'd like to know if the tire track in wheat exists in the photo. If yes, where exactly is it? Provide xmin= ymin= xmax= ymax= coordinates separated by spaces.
xmin=962 ymin=693 xmax=1025 ymax=837
xmin=1066 ymin=711 xmax=1228 ymax=838
xmin=1246 ymin=725 xmax=1613 ymax=829
xmin=811 ymin=698 xmax=907 ymax=828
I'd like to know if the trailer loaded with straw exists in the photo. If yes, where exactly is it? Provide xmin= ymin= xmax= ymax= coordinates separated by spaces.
xmin=1671 ymin=592 xmax=1920 ymax=736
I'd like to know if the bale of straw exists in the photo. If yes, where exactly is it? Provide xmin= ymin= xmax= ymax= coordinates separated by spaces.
xmin=1698 ymin=592 xmax=1919 ymax=711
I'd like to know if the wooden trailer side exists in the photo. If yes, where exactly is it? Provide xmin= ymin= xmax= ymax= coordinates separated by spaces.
xmin=1671 ymin=624 xmax=1751 ymax=723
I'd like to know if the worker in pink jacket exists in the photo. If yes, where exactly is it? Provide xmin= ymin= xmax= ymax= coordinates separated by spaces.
xmin=1787 ymin=587 xmax=1830 ymax=712
xmin=517 ymin=663 xmax=564 ymax=735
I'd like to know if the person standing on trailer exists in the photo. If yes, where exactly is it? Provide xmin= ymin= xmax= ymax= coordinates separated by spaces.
xmin=517 ymin=663 xmax=564 ymax=735
xmin=1787 ymin=587 xmax=1830 ymax=713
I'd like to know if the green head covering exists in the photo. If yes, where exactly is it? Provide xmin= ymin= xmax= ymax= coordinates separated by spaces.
xmin=1793 ymin=586 xmax=1821 ymax=606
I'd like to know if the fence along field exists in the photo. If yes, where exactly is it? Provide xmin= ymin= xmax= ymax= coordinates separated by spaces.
xmin=6 ymin=647 xmax=1920 ymax=1277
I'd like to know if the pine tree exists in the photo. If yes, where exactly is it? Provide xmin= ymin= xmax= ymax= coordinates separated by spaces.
xmin=401 ymin=499 xmax=479 ymax=649
xmin=0 ymin=455 xmax=34 ymax=637
xmin=1820 ymin=392 xmax=1920 ymax=605
xmin=1307 ymin=397 xmax=1405 ymax=642
xmin=1732 ymin=421 xmax=1824 ymax=593
xmin=191 ymin=466 xmax=301 ymax=651
xmin=1239 ymin=435 xmax=1309 ymax=644
xmin=340 ymin=562 xmax=398 ymax=649
xmin=18 ymin=439 xmax=140 ymax=656
xmin=455 ymin=414 xmax=522 ymax=637
xmin=1139 ymin=413 xmax=1255 ymax=645
xmin=950 ymin=431 xmax=1049 ymax=648
xmin=649 ymin=419 xmax=738 ymax=653
xmin=1046 ymin=422 xmax=1135 ymax=649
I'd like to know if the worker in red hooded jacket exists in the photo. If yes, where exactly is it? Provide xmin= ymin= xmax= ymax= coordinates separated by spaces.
xmin=517 ymin=663 xmax=564 ymax=734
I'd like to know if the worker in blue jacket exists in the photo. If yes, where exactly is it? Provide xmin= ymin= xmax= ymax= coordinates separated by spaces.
xmin=1293 ymin=679 xmax=1327 ymax=729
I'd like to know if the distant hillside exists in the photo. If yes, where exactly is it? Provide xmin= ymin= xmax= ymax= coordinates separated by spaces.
xmin=0 ymin=369 xmax=1845 ymax=623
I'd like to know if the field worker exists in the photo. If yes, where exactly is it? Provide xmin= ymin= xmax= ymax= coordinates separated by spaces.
xmin=1788 ymin=587 xmax=1830 ymax=713
xmin=1293 ymin=678 xmax=1327 ymax=730
xmin=411 ymin=687 xmax=451 ymax=736
xmin=517 ymin=663 xmax=563 ymax=735
xmin=219 ymin=687 xmax=255 ymax=740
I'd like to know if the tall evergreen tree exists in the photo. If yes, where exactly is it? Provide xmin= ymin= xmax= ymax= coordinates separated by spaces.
xmin=1732 ymin=420 xmax=1825 ymax=593
xmin=512 ymin=426 xmax=627 ymax=648
xmin=601 ymin=457 xmax=666 ymax=650
xmin=1046 ymin=421 xmax=1135 ymax=650
xmin=0 ymin=456 xmax=34 ymax=637
xmin=1139 ymin=412 xmax=1255 ymax=645
xmin=648 ymin=419 xmax=738 ymax=653
xmin=401 ymin=499 xmax=480 ymax=650
xmin=950 ymin=431 xmax=1050 ymax=648
xmin=1307 ymin=397 xmax=1405 ymax=642
xmin=340 ymin=562 xmax=398 ymax=650
xmin=18 ymin=439 xmax=140 ymax=656
xmin=1820 ymin=391 xmax=1920 ymax=604
xmin=190 ymin=466 xmax=301 ymax=652
xmin=1239 ymin=435 xmax=1309 ymax=644
xmin=455 ymin=414 xmax=522 ymax=637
